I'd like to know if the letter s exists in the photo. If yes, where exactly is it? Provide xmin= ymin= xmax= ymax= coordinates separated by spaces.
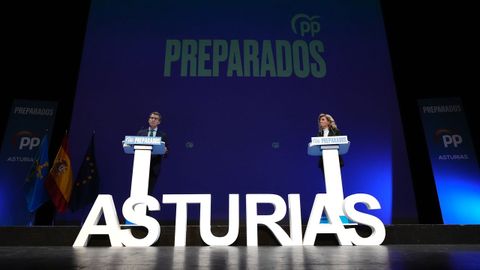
xmin=343 ymin=193 xmax=386 ymax=245
xmin=121 ymin=195 xmax=161 ymax=247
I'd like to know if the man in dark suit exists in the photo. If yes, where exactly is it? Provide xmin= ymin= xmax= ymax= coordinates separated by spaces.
xmin=137 ymin=111 xmax=168 ymax=195
xmin=317 ymin=113 xmax=344 ymax=170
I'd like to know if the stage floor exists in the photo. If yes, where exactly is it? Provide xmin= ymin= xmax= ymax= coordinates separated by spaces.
xmin=1 ymin=245 xmax=479 ymax=269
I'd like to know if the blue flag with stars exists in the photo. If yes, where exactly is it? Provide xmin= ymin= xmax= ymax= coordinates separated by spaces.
xmin=24 ymin=135 xmax=50 ymax=212
xmin=69 ymin=134 xmax=99 ymax=212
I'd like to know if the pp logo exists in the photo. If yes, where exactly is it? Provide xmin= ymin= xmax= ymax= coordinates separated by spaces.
xmin=291 ymin=14 xmax=320 ymax=37
xmin=12 ymin=131 xmax=41 ymax=150
xmin=435 ymin=129 xmax=463 ymax=148
xmin=443 ymin=134 xmax=462 ymax=148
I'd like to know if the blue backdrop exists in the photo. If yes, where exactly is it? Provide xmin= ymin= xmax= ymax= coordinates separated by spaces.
xmin=63 ymin=0 xmax=416 ymax=224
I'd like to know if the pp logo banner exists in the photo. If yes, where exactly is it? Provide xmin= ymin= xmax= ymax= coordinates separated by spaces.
xmin=13 ymin=131 xmax=41 ymax=150
xmin=291 ymin=14 xmax=320 ymax=37
xmin=435 ymin=129 xmax=463 ymax=148
xmin=0 ymin=99 xmax=57 ymax=163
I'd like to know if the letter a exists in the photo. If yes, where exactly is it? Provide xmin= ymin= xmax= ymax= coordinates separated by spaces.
xmin=73 ymin=195 xmax=123 ymax=247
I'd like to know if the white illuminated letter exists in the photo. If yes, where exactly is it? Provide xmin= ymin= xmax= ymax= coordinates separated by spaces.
xmin=287 ymin=194 xmax=303 ymax=245
xmin=163 ymin=194 xmax=240 ymax=246
xmin=343 ymin=193 xmax=386 ymax=245
xmin=200 ymin=194 xmax=240 ymax=246
xmin=303 ymin=193 xmax=352 ymax=246
xmin=162 ymin=194 xmax=206 ymax=246
xmin=73 ymin=195 xmax=123 ymax=247
xmin=121 ymin=195 xmax=161 ymax=247
xmin=246 ymin=194 xmax=300 ymax=246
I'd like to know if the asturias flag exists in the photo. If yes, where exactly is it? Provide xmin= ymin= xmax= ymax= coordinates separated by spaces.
xmin=45 ymin=134 xmax=73 ymax=213
xmin=69 ymin=134 xmax=99 ymax=212
xmin=24 ymin=135 xmax=50 ymax=212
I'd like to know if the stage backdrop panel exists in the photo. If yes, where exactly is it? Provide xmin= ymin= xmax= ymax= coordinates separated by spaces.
xmin=65 ymin=0 xmax=416 ymax=224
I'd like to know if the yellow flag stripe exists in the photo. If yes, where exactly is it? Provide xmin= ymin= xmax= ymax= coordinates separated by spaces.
xmin=51 ymin=147 xmax=73 ymax=202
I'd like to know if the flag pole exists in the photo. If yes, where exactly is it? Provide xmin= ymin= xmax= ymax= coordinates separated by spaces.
xmin=80 ymin=129 xmax=96 ymax=225
xmin=80 ymin=206 xmax=86 ymax=226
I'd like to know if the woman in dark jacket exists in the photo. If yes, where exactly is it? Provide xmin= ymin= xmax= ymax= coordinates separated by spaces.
xmin=317 ymin=113 xmax=344 ymax=169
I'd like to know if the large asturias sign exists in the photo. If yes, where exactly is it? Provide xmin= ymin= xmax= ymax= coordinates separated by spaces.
xmin=73 ymin=193 xmax=385 ymax=247
xmin=74 ymin=135 xmax=385 ymax=247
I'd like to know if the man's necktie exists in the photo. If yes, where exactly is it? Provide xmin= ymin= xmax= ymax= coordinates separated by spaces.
xmin=148 ymin=129 xmax=154 ymax=137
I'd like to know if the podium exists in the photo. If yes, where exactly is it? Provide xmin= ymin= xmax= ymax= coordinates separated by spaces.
xmin=123 ymin=136 xmax=166 ymax=216
xmin=308 ymin=136 xmax=351 ymax=223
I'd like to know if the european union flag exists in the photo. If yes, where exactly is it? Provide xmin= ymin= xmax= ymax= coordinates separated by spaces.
xmin=24 ymin=135 xmax=50 ymax=212
xmin=69 ymin=134 xmax=99 ymax=212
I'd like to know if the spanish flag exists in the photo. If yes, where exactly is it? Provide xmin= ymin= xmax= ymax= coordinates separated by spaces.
xmin=45 ymin=134 xmax=73 ymax=213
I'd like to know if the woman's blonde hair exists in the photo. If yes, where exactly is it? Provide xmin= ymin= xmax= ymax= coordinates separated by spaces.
xmin=318 ymin=113 xmax=337 ymax=131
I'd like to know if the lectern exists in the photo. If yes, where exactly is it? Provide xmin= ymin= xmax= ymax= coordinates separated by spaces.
xmin=123 ymin=136 xmax=166 ymax=215
xmin=308 ymin=136 xmax=351 ymax=223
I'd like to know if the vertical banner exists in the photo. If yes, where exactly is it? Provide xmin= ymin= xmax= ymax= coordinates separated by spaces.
xmin=418 ymin=98 xmax=480 ymax=224
xmin=0 ymin=99 xmax=57 ymax=225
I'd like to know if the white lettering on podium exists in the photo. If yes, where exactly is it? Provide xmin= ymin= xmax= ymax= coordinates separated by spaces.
xmin=311 ymin=136 xmax=348 ymax=145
